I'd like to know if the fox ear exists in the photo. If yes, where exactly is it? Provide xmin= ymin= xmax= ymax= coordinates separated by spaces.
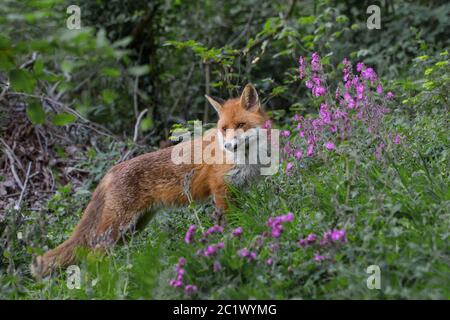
xmin=205 ymin=95 xmax=224 ymax=113
xmin=240 ymin=83 xmax=260 ymax=111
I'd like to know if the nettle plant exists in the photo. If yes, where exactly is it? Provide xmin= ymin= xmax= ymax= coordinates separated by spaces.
xmin=168 ymin=54 xmax=400 ymax=297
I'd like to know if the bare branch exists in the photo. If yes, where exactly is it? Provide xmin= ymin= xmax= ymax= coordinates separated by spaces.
xmin=133 ymin=109 xmax=148 ymax=142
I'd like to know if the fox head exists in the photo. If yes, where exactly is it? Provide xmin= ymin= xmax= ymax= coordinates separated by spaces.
xmin=205 ymin=84 xmax=268 ymax=153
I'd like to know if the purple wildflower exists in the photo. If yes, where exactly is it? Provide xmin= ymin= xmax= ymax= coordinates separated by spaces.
xmin=306 ymin=233 xmax=317 ymax=244
xmin=314 ymin=254 xmax=326 ymax=262
xmin=184 ymin=284 xmax=198 ymax=295
xmin=281 ymin=130 xmax=291 ymax=137
xmin=386 ymin=91 xmax=394 ymax=99
xmin=232 ymin=227 xmax=243 ymax=237
xmin=286 ymin=162 xmax=294 ymax=175
xmin=184 ymin=225 xmax=196 ymax=244
xmin=325 ymin=142 xmax=335 ymax=150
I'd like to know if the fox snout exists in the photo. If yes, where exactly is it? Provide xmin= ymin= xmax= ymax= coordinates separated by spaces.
xmin=219 ymin=129 xmax=245 ymax=152
xmin=223 ymin=131 xmax=240 ymax=151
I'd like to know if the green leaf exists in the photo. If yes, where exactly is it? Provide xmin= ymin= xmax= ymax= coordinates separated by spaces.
xmin=33 ymin=58 xmax=44 ymax=76
xmin=0 ymin=51 xmax=15 ymax=71
xmin=101 ymin=89 xmax=118 ymax=104
xmin=140 ymin=117 xmax=153 ymax=132
xmin=298 ymin=16 xmax=316 ymax=25
xmin=61 ymin=60 xmax=74 ymax=73
xmin=128 ymin=65 xmax=150 ymax=77
xmin=435 ymin=61 xmax=448 ymax=68
xmin=9 ymin=69 xmax=36 ymax=93
xmin=0 ymin=35 xmax=11 ymax=49
xmin=52 ymin=113 xmax=76 ymax=126
xmin=100 ymin=67 xmax=121 ymax=78
xmin=26 ymin=102 xmax=46 ymax=124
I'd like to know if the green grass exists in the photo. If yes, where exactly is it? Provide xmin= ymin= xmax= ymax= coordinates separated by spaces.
xmin=0 ymin=111 xmax=448 ymax=300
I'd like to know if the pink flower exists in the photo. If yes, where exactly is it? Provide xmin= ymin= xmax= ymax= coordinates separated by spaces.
xmin=203 ymin=242 xmax=224 ymax=257
xmin=170 ymin=280 xmax=183 ymax=288
xmin=306 ymin=233 xmax=317 ymax=244
xmin=314 ymin=254 xmax=326 ymax=262
xmin=170 ymin=257 xmax=187 ymax=288
xmin=386 ymin=91 xmax=394 ymax=99
xmin=294 ymin=150 xmax=303 ymax=160
xmin=361 ymin=67 xmax=377 ymax=82
xmin=184 ymin=225 xmax=196 ymax=244
xmin=266 ymin=213 xmax=294 ymax=238
xmin=376 ymin=84 xmax=383 ymax=94
xmin=393 ymin=134 xmax=401 ymax=145
xmin=299 ymin=56 xmax=305 ymax=79
xmin=286 ymin=162 xmax=294 ymax=175
xmin=319 ymin=103 xmax=331 ymax=124
xmin=266 ymin=258 xmax=273 ymax=265
xmin=356 ymin=62 xmax=365 ymax=72
xmin=204 ymin=245 xmax=216 ymax=257
xmin=311 ymin=52 xmax=321 ymax=72
xmin=262 ymin=119 xmax=272 ymax=129
xmin=325 ymin=142 xmax=335 ymax=150
xmin=232 ymin=227 xmax=243 ymax=237
xmin=313 ymin=86 xmax=326 ymax=97
xmin=331 ymin=229 xmax=347 ymax=242
xmin=307 ymin=144 xmax=314 ymax=157
xmin=238 ymin=248 xmax=249 ymax=257
xmin=281 ymin=130 xmax=291 ymax=137
xmin=184 ymin=284 xmax=198 ymax=295
xmin=203 ymin=224 xmax=223 ymax=238
xmin=238 ymin=248 xmax=257 ymax=262
xmin=281 ymin=212 xmax=294 ymax=222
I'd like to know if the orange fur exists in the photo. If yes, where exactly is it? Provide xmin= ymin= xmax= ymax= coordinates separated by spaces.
xmin=31 ymin=84 xmax=268 ymax=277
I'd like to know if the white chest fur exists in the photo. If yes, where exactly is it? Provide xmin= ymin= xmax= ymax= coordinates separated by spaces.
xmin=226 ymin=164 xmax=261 ymax=187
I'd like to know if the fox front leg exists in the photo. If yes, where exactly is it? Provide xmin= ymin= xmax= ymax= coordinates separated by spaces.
xmin=212 ymin=187 xmax=227 ymax=226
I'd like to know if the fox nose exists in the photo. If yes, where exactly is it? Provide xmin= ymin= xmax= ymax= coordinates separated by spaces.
xmin=224 ymin=142 xmax=237 ymax=151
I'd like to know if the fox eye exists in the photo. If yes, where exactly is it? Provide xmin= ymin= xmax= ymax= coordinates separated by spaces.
xmin=237 ymin=122 xmax=246 ymax=129
xmin=221 ymin=126 xmax=227 ymax=132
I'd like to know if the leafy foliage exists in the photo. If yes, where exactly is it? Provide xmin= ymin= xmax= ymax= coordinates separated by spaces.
xmin=0 ymin=0 xmax=449 ymax=299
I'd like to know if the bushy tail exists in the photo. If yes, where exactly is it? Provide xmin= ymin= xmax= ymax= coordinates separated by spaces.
xmin=31 ymin=186 xmax=106 ymax=278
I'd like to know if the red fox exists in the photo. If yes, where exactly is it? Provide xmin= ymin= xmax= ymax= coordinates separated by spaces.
xmin=31 ymin=84 xmax=270 ymax=277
